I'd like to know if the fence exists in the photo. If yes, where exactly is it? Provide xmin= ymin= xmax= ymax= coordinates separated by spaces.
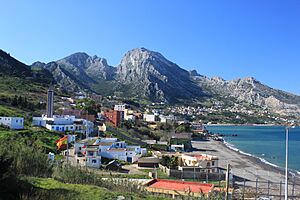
xmin=159 ymin=164 xmax=226 ymax=183
xmin=233 ymin=178 xmax=300 ymax=200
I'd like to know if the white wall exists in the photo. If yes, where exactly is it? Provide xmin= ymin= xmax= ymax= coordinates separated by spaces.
xmin=86 ymin=157 xmax=101 ymax=168
xmin=143 ymin=114 xmax=156 ymax=122
xmin=0 ymin=117 xmax=24 ymax=129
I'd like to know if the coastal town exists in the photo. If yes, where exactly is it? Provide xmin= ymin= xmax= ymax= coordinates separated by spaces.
xmin=1 ymin=87 xmax=299 ymax=199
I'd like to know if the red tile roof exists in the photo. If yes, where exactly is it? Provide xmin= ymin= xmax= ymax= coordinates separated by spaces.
xmin=146 ymin=179 xmax=214 ymax=194
xmin=193 ymin=155 xmax=209 ymax=160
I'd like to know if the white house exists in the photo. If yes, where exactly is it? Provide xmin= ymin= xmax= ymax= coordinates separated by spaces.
xmin=101 ymin=148 xmax=139 ymax=163
xmin=85 ymin=146 xmax=101 ymax=168
xmin=0 ymin=117 xmax=24 ymax=129
xmin=94 ymin=137 xmax=147 ymax=163
xmin=180 ymin=153 xmax=219 ymax=173
xmin=32 ymin=115 xmax=94 ymax=136
xmin=143 ymin=114 xmax=158 ymax=122
xmin=159 ymin=115 xmax=176 ymax=123
xmin=114 ymin=104 xmax=126 ymax=111
xmin=170 ymin=144 xmax=185 ymax=152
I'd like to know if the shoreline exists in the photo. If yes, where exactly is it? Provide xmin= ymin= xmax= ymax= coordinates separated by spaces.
xmin=220 ymin=138 xmax=300 ymax=181
xmin=191 ymin=139 xmax=300 ymax=184
xmin=206 ymin=124 xmax=283 ymax=127
xmin=220 ymin=139 xmax=286 ymax=176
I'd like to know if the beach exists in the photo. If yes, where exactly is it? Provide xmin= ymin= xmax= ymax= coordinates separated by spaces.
xmin=192 ymin=139 xmax=300 ymax=197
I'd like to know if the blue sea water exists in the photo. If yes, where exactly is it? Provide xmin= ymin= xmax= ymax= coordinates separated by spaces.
xmin=206 ymin=125 xmax=300 ymax=172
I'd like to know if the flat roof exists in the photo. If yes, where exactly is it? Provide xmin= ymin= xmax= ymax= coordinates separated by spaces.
xmin=98 ymin=142 xmax=114 ymax=146
xmin=138 ymin=157 xmax=160 ymax=163
xmin=146 ymin=179 xmax=213 ymax=194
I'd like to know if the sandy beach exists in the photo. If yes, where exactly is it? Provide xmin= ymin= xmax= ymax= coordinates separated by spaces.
xmin=192 ymin=139 xmax=300 ymax=197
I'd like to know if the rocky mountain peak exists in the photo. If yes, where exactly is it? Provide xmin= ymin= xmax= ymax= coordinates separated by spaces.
xmin=116 ymin=47 xmax=204 ymax=102
xmin=59 ymin=52 xmax=90 ymax=69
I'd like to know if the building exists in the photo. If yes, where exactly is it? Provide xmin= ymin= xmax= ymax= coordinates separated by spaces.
xmin=114 ymin=104 xmax=126 ymax=111
xmin=124 ymin=109 xmax=136 ymax=121
xmin=93 ymin=137 xmax=147 ymax=163
xmin=145 ymin=179 xmax=214 ymax=198
xmin=180 ymin=153 xmax=219 ymax=173
xmin=159 ymin=115 xmax=176 ymax=124
xmin=73 ymin=143 xmax=101 ymax=168
xmin=143 ymin=114 xmax=159 ymax=122
xmin=104 ymin=109 xmax=124 ymax=127
xmin=85 ymin=145 xmax=101 ymax=168
xmin=46 ymin=87 xmax=54 ymax=118
xmin=170 ymin=144 xmax=185 ymax=152
xmin=32 ymin=115 xmax=94 ymax=135
xmin=170 ymin=133 xmax=192 ymax=151
xmin=190 ymin=122 xmax=206 ymax=134
xmin=137 ymin=157 xmax=160 ymax=168
xmin=0 ymin=117 xmax=24 ymax=129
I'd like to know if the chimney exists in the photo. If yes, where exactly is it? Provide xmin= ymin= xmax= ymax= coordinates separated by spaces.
xmin=46 ymin=86 xmax=54 ymax=118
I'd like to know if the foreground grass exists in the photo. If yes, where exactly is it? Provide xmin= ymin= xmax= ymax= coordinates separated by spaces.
xmin=25 ymin=177 xmax=170 ymax=200
xmin=0 ymin=126 xmax=62 ymax=152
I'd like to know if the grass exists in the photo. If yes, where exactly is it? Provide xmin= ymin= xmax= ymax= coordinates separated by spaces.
xmin=0 ymin=126 xmax=62 ymax=152
xmin=0 ymin=104 xmax=24 ymax=116
xmin=24 ymin=177 xmax=171 ymax=200
xmin=0 ymin=76 xmax=47 ymax=102
xmin=139 ymin=169 xmax=170 ymax=179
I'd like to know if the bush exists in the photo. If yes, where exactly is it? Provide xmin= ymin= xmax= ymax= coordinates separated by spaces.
xmin=0 ymin=143 xmax=53 ymax=177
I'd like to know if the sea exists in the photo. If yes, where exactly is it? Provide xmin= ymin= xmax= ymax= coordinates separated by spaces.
xmin=206 ymin=125 xmax=300 ymax=173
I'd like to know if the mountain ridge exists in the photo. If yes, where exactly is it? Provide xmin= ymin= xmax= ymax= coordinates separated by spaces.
xmin=27 ymin=47 xmax=300 ymax=116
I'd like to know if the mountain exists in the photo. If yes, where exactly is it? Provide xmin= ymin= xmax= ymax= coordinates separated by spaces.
xmin=116 ymin=48 xmax=205 ymax=101
xmin=192 ymin=75 xmax=300 ymax=115
xmin=34 ymin=48 xmax=205 ymax=102
xmin=30 ymin=47 xmax=300 ymax=116
xmin=32 ymin=52 xmax=116 ymax=93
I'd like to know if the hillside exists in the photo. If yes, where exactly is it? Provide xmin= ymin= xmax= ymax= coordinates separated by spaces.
xmin=0 ymin=49 xmax=54 ymax=116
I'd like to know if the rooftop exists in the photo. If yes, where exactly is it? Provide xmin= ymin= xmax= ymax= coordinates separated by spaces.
xmin=183 ymin=153 xmax=218 ymax=160
xmin=98 ymin=142 xmax=114 ymax=146
xmin=138 ymin=157 xmax=160 ymax=164
xmin=145 ymin=179 xmax=214 ymax=194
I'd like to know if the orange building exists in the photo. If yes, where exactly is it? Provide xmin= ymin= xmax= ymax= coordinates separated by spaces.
xmin=104 ymin=109 xmax=124 ymax=127
xmin=145 ymin=179 xmax=214 ymax=198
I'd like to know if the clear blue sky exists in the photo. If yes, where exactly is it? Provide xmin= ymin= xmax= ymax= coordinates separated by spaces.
xmin=0 ymin=0 xmax=299 ymax=95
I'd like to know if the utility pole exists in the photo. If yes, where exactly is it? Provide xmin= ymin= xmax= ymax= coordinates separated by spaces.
xmin=225 ymin=164 xmax=231 ymax=200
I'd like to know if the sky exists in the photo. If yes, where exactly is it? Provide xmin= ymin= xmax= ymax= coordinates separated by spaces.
xmin=0 ymin=0 xmax=300 ymax=95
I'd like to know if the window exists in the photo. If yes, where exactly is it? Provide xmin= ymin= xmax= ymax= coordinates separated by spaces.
xmin=212 ymin=161 xmax=215 ymax=166
xmin=16 ymin=120 xmax=18 ymax=123
xmin=88 ymin=152 xmax=94 ymax=156
xmin=92 ymin=159 xmax=97 ymax=163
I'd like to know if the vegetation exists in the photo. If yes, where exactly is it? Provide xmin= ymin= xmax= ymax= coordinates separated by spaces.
xmin=24 ymin=177 xmax=171 ymax=200
xmin=161 ymin=156 xmax=179 ymax=169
